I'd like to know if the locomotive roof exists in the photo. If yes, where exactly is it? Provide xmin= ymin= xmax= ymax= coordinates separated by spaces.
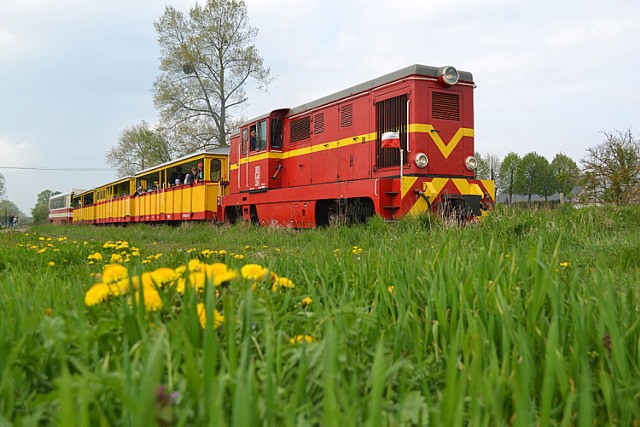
xmin=232 ymin=64 xmax=473 ymax=134
xmin=289 ymin=64 xmax=473 ymax=116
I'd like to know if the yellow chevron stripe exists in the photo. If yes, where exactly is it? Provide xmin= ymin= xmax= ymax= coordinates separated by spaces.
xmin=410 ymin=124 xmax=474 ymax=159
xmin=401 ymin=176 xmax=419 ymax=199
xmin=406 ymin=178 xmax=450 ymax=216
xmin=481 ymin=179 xmax=495 ymax=200
xmin=452 ymin=178 xmax=484 ymax=196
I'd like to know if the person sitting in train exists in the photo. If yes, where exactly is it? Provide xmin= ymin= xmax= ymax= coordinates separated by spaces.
xmin=184 ymin=166 xmax=197 ymax=185
xmin=195 ymin=163 xmax=204 ymax=182
xmin=169 ymin=166 xmax=185 ymax=186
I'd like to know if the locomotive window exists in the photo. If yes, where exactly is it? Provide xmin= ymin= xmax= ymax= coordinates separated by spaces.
xmin=210 ymin=159 xmax=222 ymax=181
xmin=271 ymin=117 xmax=283 ymax=149
xmin=242 ymin=129 xmax=248 ymax=155
xmin=257 ymin=120 xmax=267 ymax=150
xmin=290 ymin=116 xmax=311 ymax=143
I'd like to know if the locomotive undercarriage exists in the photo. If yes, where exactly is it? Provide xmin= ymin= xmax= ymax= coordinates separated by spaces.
xmin=315 ymin=198 xmax=375 ymax=227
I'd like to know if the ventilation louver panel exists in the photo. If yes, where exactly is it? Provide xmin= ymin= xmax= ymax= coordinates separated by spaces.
xmin=340 ymin=104 xmax=353 ymax=127
xmin=313 ymin=113 xmax=325 ymax=134
xmin=432 ymin=92 xmax=460 ymax=121
xmin=290 ymin=116 xmax=311 ymax=143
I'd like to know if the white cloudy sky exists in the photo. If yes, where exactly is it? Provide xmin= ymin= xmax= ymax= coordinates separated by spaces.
xmin=1 ymin=0 xmax=638 ymax=215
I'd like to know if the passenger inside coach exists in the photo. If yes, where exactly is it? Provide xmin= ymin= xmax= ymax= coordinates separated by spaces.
xmin=250 ymin=127 xmax=257 ymax=151
xmin=169 ymin=166 xmax=185 ymax=186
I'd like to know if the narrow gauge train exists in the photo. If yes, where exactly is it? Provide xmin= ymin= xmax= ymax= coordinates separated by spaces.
xmin=54 ymin=64 xmax=494 ymax=227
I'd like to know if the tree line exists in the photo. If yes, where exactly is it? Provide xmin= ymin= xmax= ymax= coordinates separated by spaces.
xmin=476 ymin=129 xmax=640 ymax=206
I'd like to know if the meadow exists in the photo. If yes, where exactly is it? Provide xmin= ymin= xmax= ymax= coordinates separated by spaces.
xmin=1 ymin=205 xmax=640 ymax=426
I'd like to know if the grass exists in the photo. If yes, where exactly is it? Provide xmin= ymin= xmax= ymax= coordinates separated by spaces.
xmin=1 ymin=204 xmax=640 ymax=425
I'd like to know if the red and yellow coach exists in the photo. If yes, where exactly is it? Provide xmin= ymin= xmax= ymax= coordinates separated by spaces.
xmin=71 ymin=149 xmax=230 ymax=225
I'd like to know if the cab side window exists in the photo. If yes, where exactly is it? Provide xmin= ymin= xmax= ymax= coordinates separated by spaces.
xmin=210 ymin=159 xmax=222 ymax=181
xmin=242 ymin=129 xmax=248 ymax=155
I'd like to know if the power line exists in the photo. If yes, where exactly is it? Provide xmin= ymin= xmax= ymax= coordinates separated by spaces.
xmin=0 ymin=166 xmax=115 ymax=172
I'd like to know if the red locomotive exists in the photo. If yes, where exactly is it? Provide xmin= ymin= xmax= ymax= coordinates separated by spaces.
xmin=222 ymin=64 xmax=494 ymax=227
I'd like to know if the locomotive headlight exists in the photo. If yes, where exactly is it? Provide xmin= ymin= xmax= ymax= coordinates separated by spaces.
xmin=414 ymin=152 xmax=429 ymax=168
xmin=465 ymin=156 xmax=478 ymax=171
xmin=438 ymin=66 xmax=460 ymax=86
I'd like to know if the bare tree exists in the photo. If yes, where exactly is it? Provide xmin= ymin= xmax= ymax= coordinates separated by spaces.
xmin=153 ymin=0 xmax=272 ymax=150
xmin=580 ymin=129 xmax=640 ymax=205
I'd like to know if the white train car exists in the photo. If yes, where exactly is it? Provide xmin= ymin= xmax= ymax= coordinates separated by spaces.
xmin=49 ymin=189 xmax=84 ymax=224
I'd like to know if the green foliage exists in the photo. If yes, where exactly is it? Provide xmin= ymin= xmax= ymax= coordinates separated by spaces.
xmin=517 ymin=152 xmax=550 ymax=203
xmin=497 ymin=152 xmax=520 ymax=203
xmin=580 ymin=128 xmax=640 ymax=205
xmin=106 ymin=121 xmax=173 ymax=177
xmin=551 ymin=153 xmax=580 ymax=200
xmin=2 ymin=206 xmax=640 ymax=424
xmin=31 ymin=190 xmax=59 ymax=225
xmin=153 ymin=0 xmax=272 ymax=151
xmin=0 ymin=200 xmax=24 ymax=227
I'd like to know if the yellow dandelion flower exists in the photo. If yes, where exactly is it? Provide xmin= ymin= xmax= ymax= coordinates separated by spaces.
xmin=47 ymin=237 xmax=52 ymax=241
xmin=142 ymin=259 xmax=151 ymax=264
xmin=560 ymin=261 xmax=570 ymax=268
xmin=38 ymin=236 xmax=45 ymax=241
xmin=174 ymin=265 xmax=186 ymax=276
xmin=150 ymin=267 xmax=177 ymax=287
xmin=103 ymin=241 xmax=116 ymax=249
xmin=203 ymin=263 xmax=238 ymax=286
xmin=302 ymin=297 xmax=313 ymax=307
xmin=387 ymin=285 xmax=395 ymax=294
xmin=241 ymin=264 xmax=269 ymax=281
xmin=188 ymin=259 xmax=203 ymax=272
xmin=48 ymin=261 xmax=55 ymax=267
xmin=289 ymin=335 xmax=315 ymax=344
xmin=233 ymin=254 xmax=244 ymax=260
xmin=115 ymin=278 xmax=131 ymax=295
xmin=244 ymin=245 xmax=252 ymax=250
xmin=175 ymin=272 xmax=206 ymax=294
xmin=84 ymin=283 xmax=111 ymax=306
xmin=134 ymin=286 xmax=163 ymax=312
xmin=271 ymin=276 xmax=295 ymax=292
xmin=110 ymin=253 xmax=123 ymax=264
xmin=201 ymin=249 xmax=212 ymax=257
xmin=196 ymin=303 xmax=224 ymax=328
xmin=154 ymin=253 xmax=162 ymax=259
xmin=218 ymin=249 xmax=227 ymax=256
xmin=103 ymin=263 xmax=128 ymax=284
xmin=38 ymin=248 xmax=47 ymax=253
xmin=47 ymin=243 xmax=54 ymax=248
xmin=53 ymin=249 xmax=60 ymax=252
xmin=115 ymin=241 xmax=129 ymax=250
xmin=131 ymin=251 xmax=140 ymax=257
xmin=187 ymin=248 xmax=197 ymax=254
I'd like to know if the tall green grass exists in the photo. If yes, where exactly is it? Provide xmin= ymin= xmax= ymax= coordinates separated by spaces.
xmin=1 ymin=205 xmax=639 ymax=425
